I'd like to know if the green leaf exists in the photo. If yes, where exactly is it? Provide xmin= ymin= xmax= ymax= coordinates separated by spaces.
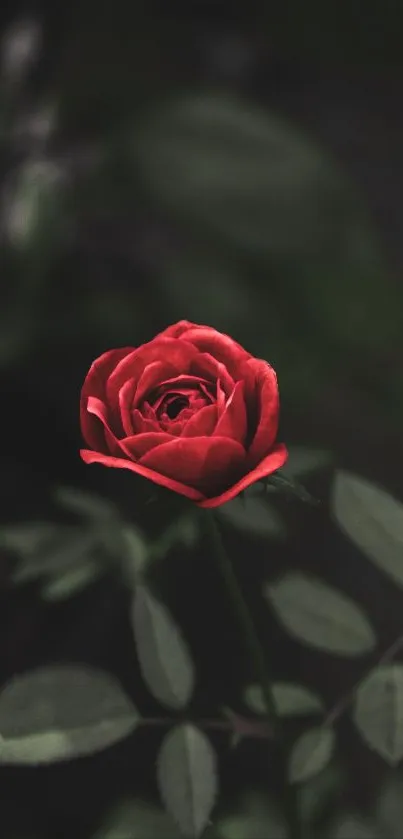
xmin=0 ymin=521 xmax=59 ymax=558
xmin=298 ymin=763 xmax=345 ymax=826
xmin=40 ymin=560 xmax=102 ymax=601
xmin=92 ymin=798 xmax=181 ymax=839
xmin=265 ymin=473 xmax=319 ymax=506
xmin=155 ymin=244 xmax=248 ymax=334
xmin=216 ymin=791 xmax=286 ymax=839
xmin=288 ymin=726 xmax=335 ymax=784
xmin=157 ymin=724 xmax=218 ymax=839
xmin=56 ymin=486 xmax=144 ymax=568
xmin=149 ymin=514 xmax=200 ymax=562
xmin=265 ymin=572 xmax=376 ymax=656
xmin=5 ymin=159 xmax=66 ymax=263
xmin=328 ymin=815 xmax=380 ymax=839
xmin=132 ymin=93 xmax=403 ymax=429
xmin=332 ymin=471 xmax=403 ymax=589
xmin=217 ymin=490 xmax=286 ymax=540
xmin=134 ymin=94 xmax=362 ymax=260
xmin=9 ymin=526 xmax=99 ymax=585
xmin=132 ymin=585 xmax=195 ymax=710
xmin=264 ymin=571 xmax=376 ymax=656
xmin=353 ymin=664 xmax=403 ymax=765
xmin=244 ymin=682 xmax=324 ymax=717
xmin=0 ymin=665 xmax=138 ymax=764
xmin=119 ymin=525 xmax=149 ymax=585
xmin=0 ymin=520 xmax=101 ymax=586
xmin=55 ymin=486 xmax=119 ymax=522
xmin=375 ymin=773 xmax=403 ymax=839
xmin=2 ymin=18 xmax=42 ymax=83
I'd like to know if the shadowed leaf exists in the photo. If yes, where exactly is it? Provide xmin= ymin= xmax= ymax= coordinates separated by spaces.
xmin=289 ymin=726 xmax=335 ymax=784
xmin=353 ymin=664 xmax=403 ymax=765
xmin=157 ymin=724 xmax=218 ymax=839
xmin=265 ymin=573 xmax=376 ymax=656
xmin=132 ymin=585 xmax=195 ymax=710
xmin=0 ymin=665 xmax=139 ymax=764
xmin=332 ymin=471 xmax=403 ymax=589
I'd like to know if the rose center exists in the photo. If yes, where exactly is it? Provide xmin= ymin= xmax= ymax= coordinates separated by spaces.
xmin=165 ymin=395 xmax=189 ymax=419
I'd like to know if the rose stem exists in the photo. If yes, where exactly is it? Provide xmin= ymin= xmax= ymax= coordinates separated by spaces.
xmin=204 ymin=512 xmax=302 ymax=839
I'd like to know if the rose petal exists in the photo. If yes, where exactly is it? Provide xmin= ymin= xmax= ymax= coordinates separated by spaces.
xmin=131 ymin=408 xmax=160 ymax=434
xmin=118 ymin=378 xmax=137 ymax=436
xmin=216 ymin=379 xmax=226 ymax=412
xmin=244 ymin=359 xmax=280 ymax=461
xmin=153 ymin=389 xmax=195 ymax=415
xmin=155 ymin=320 xmax=194 ymax=340
xmin=80 ymin=449 xmax=204 ymax=502
xmin=200 ymin=381 xmax=216 ymax=403
xmin=159 ymin=416 xmax=190 ymax=436
xmin=191 ymin=352 xmax=235 ymax=395
xmin=80 ymin=346 xmax=134 ymax=448
xmin=134 ymin=361 xmax=178 ymax=408
xmin=151 ymin=378 xmax=212 ymax=416
xmin=155 ymin=374 xmax=211 ymax=390
xmin=120 ymin=432 xmax=174 ymax=459
xmin=198 ymin=443 xmax=288 ymax=508
xmin=180 ymin=404 xmax=218 ymax=437
xmin=106 ymin=337 xmax=200 ymax=414
xmin=157 ymin=321 xmax=251 ymax=374
xmin=86 ymin=396 xmax=122 ymax=456
xmin=181 ymin=325 xmax=251 ymax=377
xmin=139 ymin=436 xmax=245 ymax=495
xmin=214 ymin=380 xmax=247 ymax=444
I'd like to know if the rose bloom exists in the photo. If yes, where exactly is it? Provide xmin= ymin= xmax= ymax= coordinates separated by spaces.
xmin=80 ymin=321 xmax=287 ymax=508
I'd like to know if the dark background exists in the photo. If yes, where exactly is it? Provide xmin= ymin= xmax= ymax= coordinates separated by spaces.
xmin=0 ymin=2 xmax=403 ymax=837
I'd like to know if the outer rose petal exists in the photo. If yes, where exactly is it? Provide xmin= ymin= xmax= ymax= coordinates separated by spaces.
xmin=80 ymin=347 xmax=134 ymax=449
xmin=158 ymin=320 xmax=251 ymax=378
xmin=80 ymin=443 xmax=287 ymax=506
xmin=197 ymin=443 xmax=288 ymax=508
xmin=176 ymin=324 xmax=251 ymax=377
xmin=80 ymin=449 xmax=204 ymax=502
xmin=86 ymin=396 xmax=123 ymax=457
xmin=244 ymin=358 xmax=280 ymax=461
xmin=139 ymin=436 xmax=245 ymax=496
xmin=155 ymin=320 xmax=194 ymax=339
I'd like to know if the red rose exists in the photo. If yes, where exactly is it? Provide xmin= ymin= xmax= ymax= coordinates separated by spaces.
xmin=80 ymin=321 xmax=287 ymax=508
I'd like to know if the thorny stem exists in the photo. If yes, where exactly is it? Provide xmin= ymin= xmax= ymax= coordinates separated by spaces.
xmin=204 ymin=512 xmax=303 ymax=839
xmin=139 ymin=717 xmax=232 ymax=730
xmin=136 ymin=715 xmax=272 ymax=739
xmin=139 ymin=633 xmax=403 ymax=736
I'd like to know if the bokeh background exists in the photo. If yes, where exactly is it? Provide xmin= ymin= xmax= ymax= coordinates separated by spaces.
xmin=1 ymin=2 xmax=403 ymax=837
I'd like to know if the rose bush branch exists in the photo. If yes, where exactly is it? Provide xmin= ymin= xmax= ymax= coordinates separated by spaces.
xmin=204 ymin=513 xmax=279 ymax=723
xmin=135 ymin=712 xmax=273 ymax=740
xmin=204 ymin=512 xmax=302 ymax=839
